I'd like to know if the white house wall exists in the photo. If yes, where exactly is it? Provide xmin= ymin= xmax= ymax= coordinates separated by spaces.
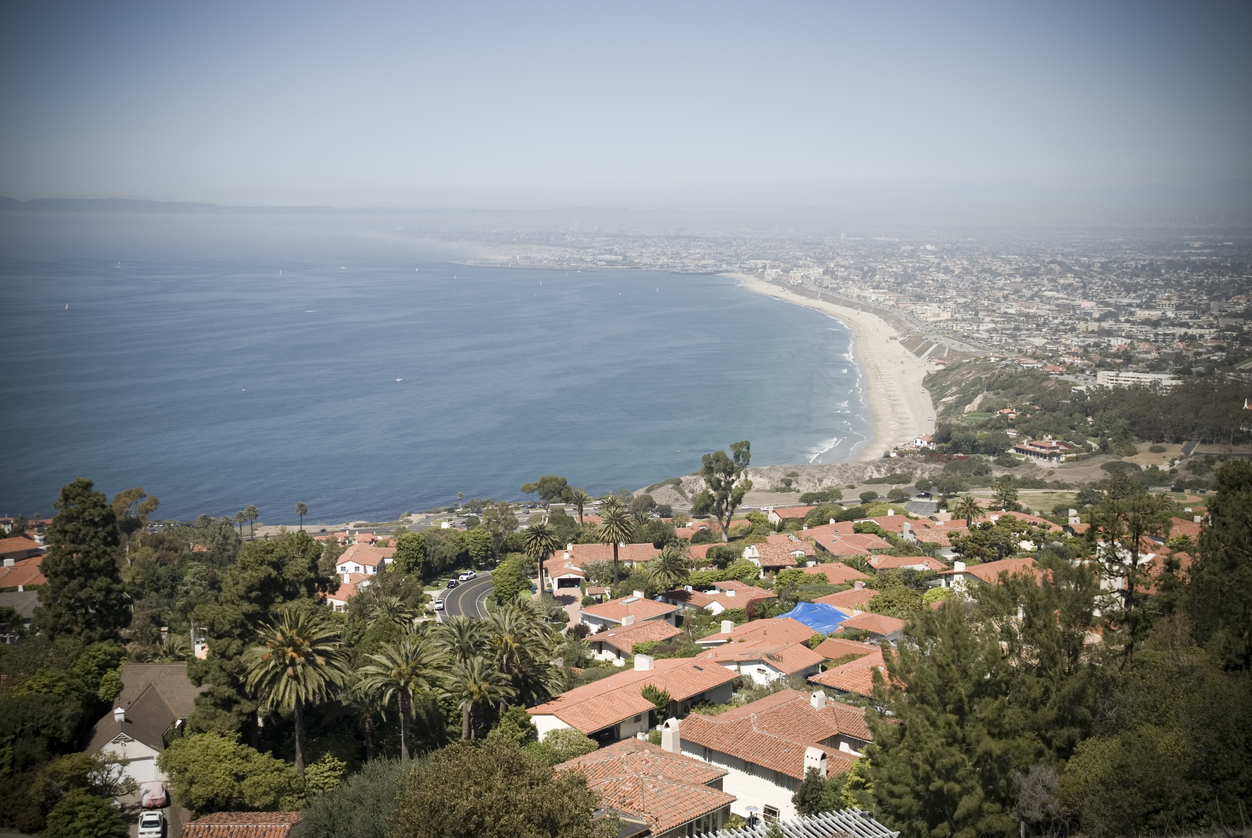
xmin=678 ymin=744 xmax=799 ymax=820
xmin=100 ymin=739 xmax=163 ymax=784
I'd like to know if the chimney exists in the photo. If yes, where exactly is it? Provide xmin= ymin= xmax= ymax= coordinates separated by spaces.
xmin=902 ymin=521 xmax=913 ymax=541
xmin=887 ymin=509 xmax=894 ymax=516
xmin=721 ymin=620 xmax=734 ymax=635
xmin=854 ymin=580 xmax=865 ymax=590
xmin=2 ymin=558 xmax=12 ymax=568
xmin=684 ymin=585 xmax=693 ymax=592
xmin=634 ymin=654 xmax=654 ymax=671
xmin=113 ymin=707 xmax=125 ymax=725
xmin=1194 ymin=515 xmax=1203 ymax=523
xmin=661 ymin=718 xmax=681 ymax=754
xmin=829 ymin=518 xmax=835 ymax=525
xmin=725 ymin=589 xmax=736 ymax=597
xmin=633 ymin=590 xmax=645 ymax=599
xmin=804 ymin=746 xmax=828 ymax=779
xmin=622 ymin=615 xmax=636 ymax=626
xmin=811 ymin=691 xmax=827 ymax=711
xmin=954 ymin=561 xmax=966 ymax=572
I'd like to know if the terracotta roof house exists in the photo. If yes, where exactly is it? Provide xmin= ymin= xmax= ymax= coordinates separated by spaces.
xmin=695 ymin=616 xmax=817 ymax=650
xmin=837 ymin=613 xmax=907 ymax=644
xmin=674 ymin=689 xmax=865 ymax=821
xmin=814 ymin=583 xmax=879 ymax=615
xmin=742 ymin=542 xmax=809 ymax=572
xmin=802 ymin=526 xmax=894 ymax=557
xmin=334 ymin=543 xmax=392 ymax=581
xmin=938 ymin=558 xmax=1041 ymax=591
xmin=326 ymin=572 xmax=369 ymax=611
xmin=179 ymin=812 xmax=301 ymax=838
xmin=528 ymin=655 xmax=739 ymax=745
xmin=0 ymin=536 xmax=44 ymax=562
xmin=0 ymin=553 xmax=46 ymax=589
xmin=588 ymin=619 xmax=684 ymax=665
xmin=800 ymin=563 xmax=871 ymax=585
xmin=558 ymin=738 xmax=734 ymax=838
xmin=581 ymin=592 xmax=678 ymax=632
xmin=864 ymin=555 xmax=946 ymax=572
xmin=659 ymin=580 xmax=777 ymax=616
xmin=544 ymin=543 xmax=662 ymax=592
xmin=812 ymin=637 xmax=880 ymax=664
xmin=809 ymin=648 xmax=888 ymax=699
xmin=696 ymin=638 xmax=825 ymax=687
xmin=86 ymin=663 xmax=209 ymax=785
xmin=765 ymin=506 xmax=817 ymax=526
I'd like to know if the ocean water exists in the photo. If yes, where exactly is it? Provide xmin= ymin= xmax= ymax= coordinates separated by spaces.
xmin=0 ymin=212 xmax=870 ymax=524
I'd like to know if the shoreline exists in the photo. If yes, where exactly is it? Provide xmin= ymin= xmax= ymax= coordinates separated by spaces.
xmin=723 ymin=273 xmax=935 ymax=463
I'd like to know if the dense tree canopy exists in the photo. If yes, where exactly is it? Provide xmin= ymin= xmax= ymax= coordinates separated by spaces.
xmin=691 ymin=441 xmax=752 ymax=541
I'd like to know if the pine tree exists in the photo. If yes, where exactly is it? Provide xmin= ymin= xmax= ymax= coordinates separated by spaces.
xmin=34 ymin=478 xmax=131 ymax=643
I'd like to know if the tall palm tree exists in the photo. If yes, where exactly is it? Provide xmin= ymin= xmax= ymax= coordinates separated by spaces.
xmin=358 ymin=634 xmax=444 ymax=761
xmin=243 ymin=603 xmax=350 ymax=777
xmin=522 ymin=521 xmax=560 ymax=597
xmin=486 ymin=603 xmax=563 ymax=710
xmin=433 ymin=615 xmax=488 ymax=666
xmin=244 ymin=504 xmax=259 ymax=539
xmin=951 ymin=495 xmax=986 ymax=529
xmin=295 ymin=502 xmax=307 ymax=532
xmin=371 ymin=595 xmax=418 ymax=628
xmin=646 ymin=543 xmax=691 ymax=592
xmin=565 ymin=487 xmax=590 ymax=525
xmin=596 ymin=496 xmax=635 ymax=586
xmin=444 ymin=656 xmax=517 ymax=740
xmin=234 ymin=510 xmax=247 ymax=538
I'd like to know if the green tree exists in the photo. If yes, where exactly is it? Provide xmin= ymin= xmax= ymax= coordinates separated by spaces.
xmin=234 ymin=510 xmax=247 ymax=538
xmin=243 ymin=603 xmax=350 ymax=777
xmin=950 ymin=494 xmax=985 ymax=529
xmin=463 ymin=527 xmax=494 ymax=566
xmin=491 ymin=557 xmax=532 ymax=606
xmin=42 ymin=789 xmax=128 ymax=838
xmin=564 ymin=487 xmax=591 ymax=525
xmin=595 ymin=497 xmax=635 ymax=585
xmin=392 ymin=531 xmax=426 ymax=579
xmin=244 ymin=504 xmax=259 ymax=539
xmin=480 ymin=501 xmax=518 ymax=558
xmin=522 ymin=521 xmax=560 ymax=595
xmin=390 ymin=741 xmax=616 ymax=838
xmin=692 ymin=441 xmax=752 ymax=541
xmin=521 ymin=475 xmax=570 ymax=511
xmin=297 ymin=758 xmax=405 ymax=838
xmin=111 ymin=486 xmax=159 ymax=548
xmin=1188 ymin=459 xmax=1252 ymax=670
xmin=157 ymin=732 xmax=302 ymax=813
xmin=792 ymin=767 xmax=848 ymax=817
xmin=444 ymin=657 xmax=517 ymax=740
xmin=532 ymin=728 xmax=599 ymax=766
xmin=358 ymin=634 xmax=444 ymax=761
xmin=991 ymin=479 xmax=1021 ymax=512
xmin=644 ymin=543 xmax=690 ymax=592
xmin=296 ymin=502 xmax=308 ymax=532
xmin=433 ymin=615 xmax=488 ymax=667
xmin=34 ymin=478 xmax=131 ymax=643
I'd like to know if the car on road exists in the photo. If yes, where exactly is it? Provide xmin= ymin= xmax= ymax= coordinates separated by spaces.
xmin=139 ymin=811 xmax=165 ymax=838
xmin=446 ymin=579 xmax=459 ymax=588
xmin=458 ymin=570 xmax=477 ymax=581
xmin=433 ymin=599 xmax=445 ymax=611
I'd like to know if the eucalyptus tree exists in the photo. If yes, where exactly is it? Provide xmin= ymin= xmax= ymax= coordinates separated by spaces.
xmin=359 ymin=633 xmax=445 ymax=761
xmin=691 ymin=441 xmax=752 ymax=541
xmin=596 ymin=496 xmax=635 ymax=585
xmin=951 ymin=495 xmax=986 ymax=529
xmin=244 ymin=504 xmax=259 ymax=539
xmin=295 ymin=502 xmax=307 ymax=532
xmin=444 ymin=656 xmax=517 ymax=740
xmin=522 ymin=521 xmax=560 ymax=597
xmin=243 ymin=603 xmax=350 ymax=777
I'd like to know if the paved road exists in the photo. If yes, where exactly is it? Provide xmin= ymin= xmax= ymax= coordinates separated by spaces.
xmin=439 ymin=573 xmax=494 ymax=620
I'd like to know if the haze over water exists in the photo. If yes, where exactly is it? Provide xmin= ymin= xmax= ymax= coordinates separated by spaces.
xmin=0 ymin=213 xmax=869 ymax=524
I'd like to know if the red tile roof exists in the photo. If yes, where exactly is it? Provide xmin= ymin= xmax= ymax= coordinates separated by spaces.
xmin=179 ymin=812 xmax=301 ymax=838
xmin=548 ymin=543 xmax=661 ymax=569
xmin=865 ymin=555 xmax=946 ymax=572
xmin=558 ymin=738 xmax=733 ymax=835
xmin=801 ymin=563 xmax=871 ymax=585
xmin=813 ymin=637 xmax=880 ymax=662
xmin=581 ymin=594 xmax=676 ymax=625
xmin=334 ymin=543 xmax=392 ymax=569
xmin=662 ymin=580 xmax=776 ymax=612
xmin=768 ymin=506 xmax=818 ymax=520
xmin=815 ymin=587 xmax=879 ymax=612
xmin=0 ymin=536 xmax=44 ymax=559
xmin=528 ymin=659 xmax=739 ymax=735
xmin=0 ymin=554 xmax=45 ymax=588
xmin=937 ymin=557 xmax=1040 ymax=586
xmin=809 ymin=649 xmax=887 ymax=697
xmin=590 ymin=619 xmax=684 ymax=655
xmin=838 ymin=612 xmax=907 ymax=638
xmin=697 ymin=616 xmax=817 ymax=648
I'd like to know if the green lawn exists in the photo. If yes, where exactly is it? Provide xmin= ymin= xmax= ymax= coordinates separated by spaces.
xmin=959 ymin=413 xmax=994 ymax=425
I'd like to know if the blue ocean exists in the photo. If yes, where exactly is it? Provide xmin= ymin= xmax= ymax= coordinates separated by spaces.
xmin=0 ymin=212 xmax=870 ymax=524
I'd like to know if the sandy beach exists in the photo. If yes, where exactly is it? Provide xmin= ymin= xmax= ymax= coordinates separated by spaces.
xmin=725 ymin=273 xmax=935 ymax=463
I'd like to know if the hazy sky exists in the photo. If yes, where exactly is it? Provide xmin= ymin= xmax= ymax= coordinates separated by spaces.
xmin=2 ymin=1 xmax=1250 ymax=210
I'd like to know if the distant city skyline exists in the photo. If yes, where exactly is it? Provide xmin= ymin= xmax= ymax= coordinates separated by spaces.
xmin=2 ymin=1 xmax=1250 ymax=218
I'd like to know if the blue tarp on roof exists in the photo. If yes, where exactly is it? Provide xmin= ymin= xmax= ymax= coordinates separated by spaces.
xmin=779 ymin=602 xmax=848 ymax=634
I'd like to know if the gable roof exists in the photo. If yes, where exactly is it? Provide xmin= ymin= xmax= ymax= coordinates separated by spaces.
xmin=0 ymin=553 xmax=46 ymax=588
xmin=528 ymin=658 xmax=739 ymax=735
xmin=697 ymin=616 xmax=817 ymax=648
xmin=0 ymin=536 xmax=44 ymax=559
xmin=661 ymin=580 xmax=776 ymax=612
xmin=179 ymin=812 xmax=302 ymax=838
xmin=590 ymin=619 xmax=684 ymax=655
xmin=800 ymin=563 xmax=871 ymax=585
xmin=558 ymin=738 xmax=732 ymax=835
xmin=334 ymin=543 xmax=392 ymax=569
xmin=581 ymin=595 xmax=676 ymax=625
xmin=839 ymin=612 xmax=907 ymax=638
xmin=938 ymin=557 xmax=1040 ymax=585
xmin=86 ymin=663 xmax=209 ymax=755
xmin=813 ymin=637 xmax=880 ymax=663
xmin=808 ymin=649 xmax=888 ymax=698
xmin=865 ymin=555 xmax=946 ymax=572
xmin=815 ymin=587 xmax=879 ymax=612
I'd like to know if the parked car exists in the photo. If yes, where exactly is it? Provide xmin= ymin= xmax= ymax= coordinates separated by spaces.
xmin=446 ymin=579 xmax=459 ymax=588
xmin=458 ymin=570 xmax=477 ymax=581
xmin=138 ymin=811 xmax=165 ymax=838
xmin=140 ymin=781 xmax=168 ymax=809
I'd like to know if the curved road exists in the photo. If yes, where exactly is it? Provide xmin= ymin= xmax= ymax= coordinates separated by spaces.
xmin=439 ymin=573 xmax=494 ymax=620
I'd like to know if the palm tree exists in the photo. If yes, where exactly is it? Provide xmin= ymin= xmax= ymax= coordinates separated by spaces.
xmin=645 ymin=543 xmax=690 ymax=592
xmin=951 ymin=494 xmax=986 ymax=529
xmin=522 ymin=521 xmax=560 ymax=597
xmin=371 ymin=595 xmax=418 ymax=628
xmin=486 ymin=603 xmax=563 ymax=709
xmin=596 ymin=496 xmax=635 ymax=586
xmin=234 ymin=510 xmax=247 ymax=538
xmin=244 ymin=504 xmax=259 ymax=539
xmin=433 ymin=615 xmax=488 ymax=666
xmin=444 ymin=656 xmax=516 ymax=740
xmin=358 ymin=634 xmax=444 ymax=760
xmin=295 ymin=502 xmax=307 ymax=532
xmin=243 ymin=603 xmax=350 ymax=777
xmin=565 ymin=487 xmax=590 ymax=525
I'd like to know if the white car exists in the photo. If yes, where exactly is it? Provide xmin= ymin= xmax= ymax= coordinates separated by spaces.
xmin=458 ymin=570 xmax=477 ymax=581
xmin=433 ymin=599 xmax=445 ymax=611
xmin=138 ymin=810 xmax=165 ymax=838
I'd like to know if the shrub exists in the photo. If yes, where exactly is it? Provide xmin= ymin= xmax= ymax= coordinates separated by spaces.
xmin=1148 ymin=444 xmax=1167 ymax=453
xmin=859 ymin=491 xmax=880 ymax=504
